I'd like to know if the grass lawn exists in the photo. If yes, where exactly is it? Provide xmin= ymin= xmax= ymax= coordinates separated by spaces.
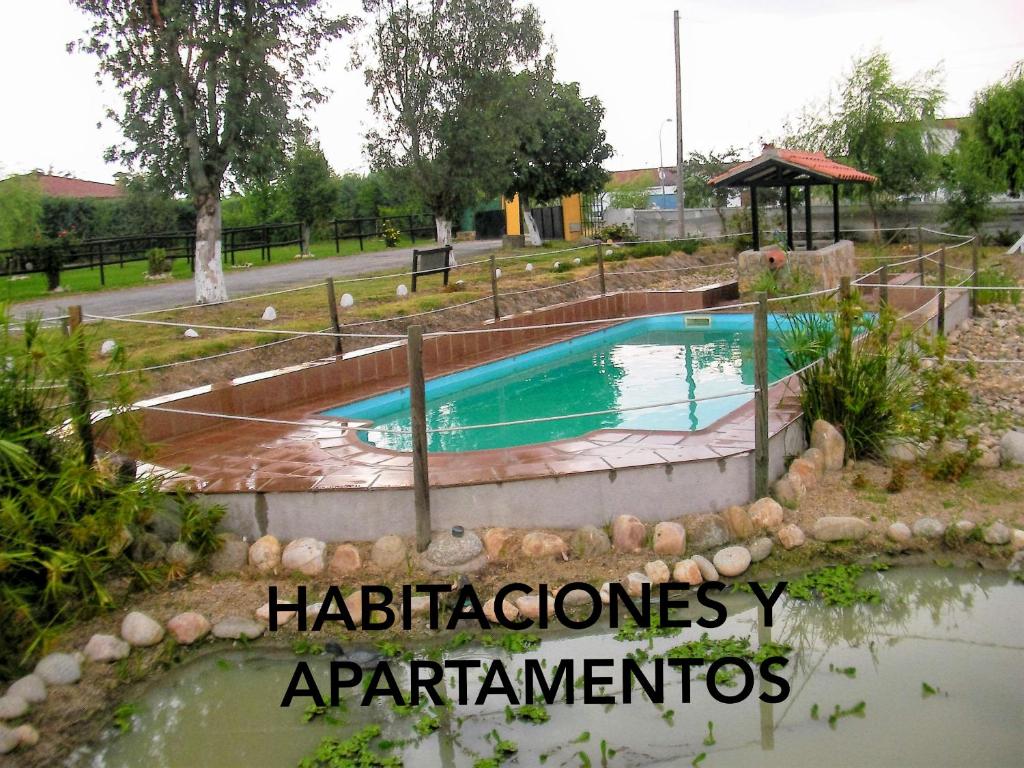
xmin=0 ymin=236 xmax=418 ymax=304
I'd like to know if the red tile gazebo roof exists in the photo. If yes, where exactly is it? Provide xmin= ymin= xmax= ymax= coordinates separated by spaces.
xmin=709 ymin=145 xmax=876 ymax=188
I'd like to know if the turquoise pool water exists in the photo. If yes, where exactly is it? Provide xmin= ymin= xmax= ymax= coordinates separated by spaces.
xmin=322 ymin=314 xmax=795 ymax=453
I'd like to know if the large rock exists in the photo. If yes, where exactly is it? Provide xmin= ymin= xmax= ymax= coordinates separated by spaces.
xmin=249 ymin=535 xmax=282 ymax=573
xmin=521 ymin=531 xmax=568 ymax=559
xmin=611 ymin=515 xmax=646 ymax=553
xmin=208 ymin=535 xmax=249 ymax=574
xmin=1013 ymin=529 xmax=1024 ymax=551
xmin=7 ymin=676 xmax=46 ymax=705
xmin=999 ymin=430 xmax=1024 ymax=465
xmin=281 ymin=538 xmax=327 ymax=576
xmin=811 ymin=420 xmax=846 ymax=471
xmin=748 ymin=498 xmax=784 ymax=532
xmin=130 ymin=532 xmax=167 ymax=563
xmin=912 ymin=517 xmax=946 ymax=539
xmin=653 ymin=522 xmax=686 ymax=556
xmin=672 ymin=559 xmax=703 ymax=585
xmin=776 ymin=524 xmax=806 ymax=550
xmin=644 ymin=560 xmax=671 ymax=585
xmin=121 ymin=611 xmax=165 ymax=647
xmin=690 ymin=554 xmax=719 ymax=582
xmin=884 ymin=440 xmax=923 ymax=464
xmin=514 ymin=595 xmax=550 ymax=622
xmin=983 ymin=522 xmax=1011 ymax=546
xmin=683 ymin=514 xmax=730 ymax=551
xmin=773 ymin=473 xmax=806 ymax=507
xmin=0 ymin=695 xmax=28 ymax=720
xmin=812 ymin=516 xmax=869 ymax=542
xmin=720 ymin=506 xmax=754 ymax=540
xmin=83 ymin=633 xmax=130 ymax=663
xmin=621 ymin=572 xmax=652 ymax=598
xmin=344 ymin=592 xmax=364 ymax=626
xmin=328 ymin=544 xmax=362 ymax=577
xmin=0 ymin=726 xmax=19 ymax=755
xmin=887 ymin=522 xmax=912 ymax=544
xmin=167 ymin=612 xmax=211 ymax=645
xmin=34 ymin=653 xmax=80 ymax=685
xmin=802 ymin=447 xmax=826 ymax=476
xmin=370 ymin=535 xmax=407 ymax=570
xmin=483 ymin=528 xmax=515 ymax=560
xmin=256 ymin=602 xmax=296 ymax=625
xmin=713 ymin=546 xmax=751 ymax=577
xmin=422 ymin=530 xmax=487 ymax=574
xmin=212 ymin=616 xmax=265 ymax=640
xmin=12 ymin=724 xmax=38 ymax=748
xmin=165 ymin=541 xmax=198 ymax=571
xmin=748 ymin=537 xmax=773 ymax=562
xmin=788 ymin=458 xmax=819 ymax=490
xmin=571 ymin=525 xmax=612 ymax=557
xmin=483 ymin=597 xmax=520 ymax=624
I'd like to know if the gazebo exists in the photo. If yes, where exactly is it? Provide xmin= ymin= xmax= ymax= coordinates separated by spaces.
xmin=709 ymin=145 xmax=876 ymax=251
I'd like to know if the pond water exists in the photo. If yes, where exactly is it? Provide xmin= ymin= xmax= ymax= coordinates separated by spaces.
xmin=70 ymin=567 xmax=1023 ymax=768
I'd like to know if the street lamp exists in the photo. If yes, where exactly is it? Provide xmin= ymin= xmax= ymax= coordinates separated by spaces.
xmin=658 ymin=118 xmax=673 ymax=199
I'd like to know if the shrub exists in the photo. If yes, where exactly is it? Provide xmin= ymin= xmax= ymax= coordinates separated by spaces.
xmin=380 ymin=220 xmax=401 ymax=247
xmin=0 ymin=313 xmax=161 ymax=675
xmin=993 ymin=228 xmax=1020 ymax=248
xmin=779 ymin=297 xmax=914 ymax=459
xmin=598 ymin=223 xmax=634 ymax=242
xmin=146 ymin=246 xmax=170 ymax=275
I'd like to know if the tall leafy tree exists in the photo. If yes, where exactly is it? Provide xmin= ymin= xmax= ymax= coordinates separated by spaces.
xmin=503 ymin=76 xmax=612 ymax=245
xmin=941 ymin=132 xmax=999 ymax=234
xmin=284 ymin=139 xmax=337 ymax=254
xmin=72 ymin=1 xmax=354 ymax=302
xmin=969 ymin=62 xmax=1024 ymax=197
xmin=0 ymin=173 xmax=44 ymax=249
xmin=361 ymin=0 xmax=546 ymax=245
xmin=785 ymin=49 xmax=945 ymax=233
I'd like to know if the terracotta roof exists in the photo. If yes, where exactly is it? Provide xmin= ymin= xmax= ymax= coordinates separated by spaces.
xmin=709 ymin=145 xmax=876 ymax=187
xmin=33 ymin=174 xmax=123 ymax=199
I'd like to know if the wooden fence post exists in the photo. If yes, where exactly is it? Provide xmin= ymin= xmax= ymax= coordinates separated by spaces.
xmin=839 ymin=275 xmax=851 ymax=302
xmin=596 ymin=242 xmax=606 ymax=296
xmin=937 ymin=246 xmax=946 ymax=336
xmin=916 ymin=225 xmax=924 ymax=282
xmin=66 ymin=306 xmax=95 ymax=467
xmin=753 ymin=292 xmax=769 ymax=499
xmin=489 ymin=251 xmax=501 ymax=321
xmin=879 ymin=263 xmax=888 ymax=308
xmin=970 ymin=235 xmax=980 ymax=317
xmin=325 ymin=278 xmax=343 ymax=357
xmin=407 ymin=325 xmax=432 ymax=552
xmin=334 ymin=220 xmax=340 ymax=254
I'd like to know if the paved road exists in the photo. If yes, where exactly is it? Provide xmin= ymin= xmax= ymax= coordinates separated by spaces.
xmin=13 ymin=239 xmax=501 ymax=320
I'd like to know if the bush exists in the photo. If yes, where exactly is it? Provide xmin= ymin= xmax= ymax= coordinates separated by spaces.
xmin=146 ymin=246 xmax=170 ymax=275
xmin=380 ymin=220 xmax=401 ymax=247
xmin=597 ymin=223 xmax=634 ymax=242
xmin=779 ymin=297 xmax=914 ymax=459
xmin=993 ymin=228 xmax=1021 ymax=248
xmin=0 ymin=314 xmax=161 ymax=675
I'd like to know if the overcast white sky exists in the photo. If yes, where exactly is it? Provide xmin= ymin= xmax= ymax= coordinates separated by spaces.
xmin=1 ymin=0 xmax=1021 ymax=183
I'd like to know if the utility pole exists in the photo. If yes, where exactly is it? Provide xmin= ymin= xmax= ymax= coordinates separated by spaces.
xmin=674 ymin=9 xmax=686 ymax=237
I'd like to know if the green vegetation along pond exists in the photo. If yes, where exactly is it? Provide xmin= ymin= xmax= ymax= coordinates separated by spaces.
xmin=70 ymin=567 xmax=1023 ymax=767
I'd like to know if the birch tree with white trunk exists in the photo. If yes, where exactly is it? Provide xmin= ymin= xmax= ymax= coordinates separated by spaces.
xmin=71 ymin=1 xmax=353 ymax=303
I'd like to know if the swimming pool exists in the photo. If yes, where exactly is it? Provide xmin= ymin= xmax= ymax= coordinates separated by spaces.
xmin=322 ymin=313 xmax=795 ymax=453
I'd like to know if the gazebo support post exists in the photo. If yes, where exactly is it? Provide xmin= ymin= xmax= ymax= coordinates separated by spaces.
xmin=750 ymin=186 xmax=760 ymax=251
xmin=784 ymin=186 xmax=793 ymax=250
xmin=831 ymin=184 xmax=840 ymax=242
xmin=803 ymin=185 xmax=812 ymax=250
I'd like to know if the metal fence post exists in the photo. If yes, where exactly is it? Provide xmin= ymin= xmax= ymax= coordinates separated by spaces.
xmin=753 ymin=292 xmax=769 ymax=499
xmin=490 ymin=251 xmax=501 ymax=321
xmin=596 ymin=242 xmax=606 ymax=296
xmin=326 ymin=278 xmax=343 ymax=357
xmin=970 ymin=235 xmax=979 ymax=317
xmin=407 ymin=325 xmax=432 ymax=552
xmin=937 ymin=246 xmax=946 ymax=336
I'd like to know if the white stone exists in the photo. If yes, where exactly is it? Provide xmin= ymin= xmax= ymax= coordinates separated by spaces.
xmin=340 ymin=293 xmax=354 ymax=308
xmin=121 ymin=611 xmax=165 ymax=647
xmin=553 ymin=261 xmax=560 ymax=269
xmin=748 ymin=537 xmax=773 ymax=562
xmin=261 ymin=306 xmax=277 ymax=321
xmin=1011 ymin=529 xmax=1024 ymax=551
xmin=212 ymin=616 xmax=265 ymax=640
xmin=712 ymin=546 xmax=751 ymax=577
xmin=100 ymin=339 xmax=117 ymax=356
xmin=7 ymin=675 xmax=45 ymax=705
xmin=0 ymin=695 xmax=28 ymax=720
xmin=691 ymin=554 xmax=719 ymax=582
xmin=573 ymin=257 xmax=581 ymax=265
xmin=983 ymin=522 xmax=1011 ymax=546
xmin=281 ymin=537 xmax=327 ymax=576
xmin=912 ymin=517 xmax=946 ymax=539
xmin=396 ymin=284 xmax=409 ymax=298
xmin=887 ymin=522 xmax=912 ymax=544
xmin=256 ymin=601 xmax=296 ymax=625
xmin=525 ymin=263 xmax=533 ymax=272
xmin=0 ymin=726 xmax=19 ymax=755
xmin=494 ymin=268 xmax=502 ymax=279
xmin=83 ymin=633 xmax=131 ymax=663
xmin=999 ymin=431 xmax=1024 ymax=465
xmin=183 ymin=328 xmax=200 ymax=338
xmin=34 ymin=653 xmax=80 ymax=685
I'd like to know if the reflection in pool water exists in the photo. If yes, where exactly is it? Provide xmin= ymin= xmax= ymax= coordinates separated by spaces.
xmin=70 ymin=568 xmax=1023 ymax=768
